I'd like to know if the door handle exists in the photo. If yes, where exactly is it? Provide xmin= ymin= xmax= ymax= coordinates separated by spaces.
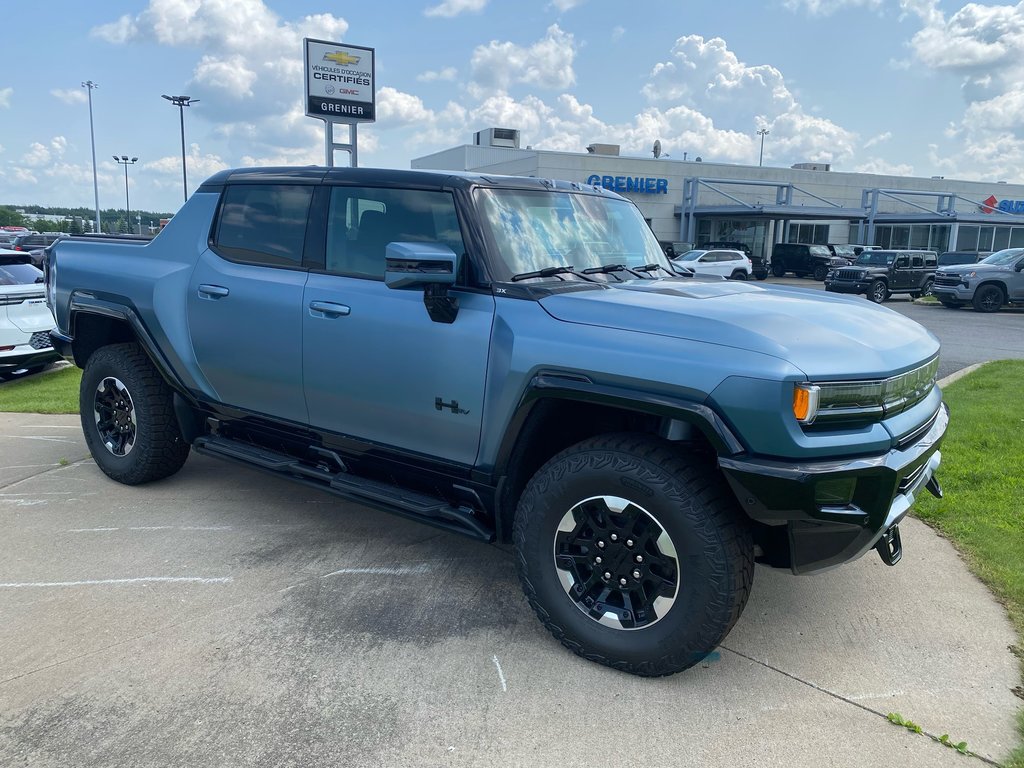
xmin=198 ymin=284 xmax=230 ymax=299
xmin=309 ymin=300 xmax=351 ymax=318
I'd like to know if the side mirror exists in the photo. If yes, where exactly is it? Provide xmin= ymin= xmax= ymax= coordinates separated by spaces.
xmin=384 ymin=242 xmax=457 ymax=289
xmin=1015 ymin=261 xmax=1024 ymax=272
xmin=384 ymin=242 xmax=459 ymax=324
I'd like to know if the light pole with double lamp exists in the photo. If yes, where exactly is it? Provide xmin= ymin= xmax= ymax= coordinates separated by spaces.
xmin=757 ymin=128 xmax=770 ymax=167
xmin=113 ymin=156 xmax=138 ymax=234
xmin=161 ymin=95 xmax=199 ymax=203
xmin=81 ymin=80 xmax=101 ymax=233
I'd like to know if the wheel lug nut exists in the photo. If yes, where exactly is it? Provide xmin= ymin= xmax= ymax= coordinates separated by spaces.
xmin=595 ymin=556 xmax=603 ymax=564
xmin=635 ymin=555 xmax=643 ymax=563
xmin=619 ymin=577 xmax=627 ymax=586
xmin=597 ymin=540 xmax=605 ymax=549
xmin=626 ymin=539 xmax=634 ymax=547
xmin=632 ymin=570 xmax=641 ymax=579
xmin=603 ymin=571 xmax=611 ymax=580
xmin=610 ymin=533 xmax=618 ymax=542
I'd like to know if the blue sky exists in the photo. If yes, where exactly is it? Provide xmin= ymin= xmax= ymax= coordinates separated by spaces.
xmin=2 ymin=0 xmax=1022 ymax=213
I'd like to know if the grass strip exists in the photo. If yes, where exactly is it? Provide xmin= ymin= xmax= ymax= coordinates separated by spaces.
xmin=0 ymin=366 xmax=81 ymax=414
xmin=915 ymin=360 xmax=1024 ymax=767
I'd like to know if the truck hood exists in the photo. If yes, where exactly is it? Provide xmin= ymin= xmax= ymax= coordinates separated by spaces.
xmin=538 ymin=279 xmax=939 ymax=379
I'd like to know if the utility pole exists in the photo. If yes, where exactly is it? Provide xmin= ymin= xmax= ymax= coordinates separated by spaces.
xmin=757 ymin=128 xmax=770 ymax=167
xmin=113 ymin=156 xmax=138 ymax=233
xmin=161 ymin=95 xmax=199 ymax=203
xmin=82 ymin=80 xmax=101 ymax=233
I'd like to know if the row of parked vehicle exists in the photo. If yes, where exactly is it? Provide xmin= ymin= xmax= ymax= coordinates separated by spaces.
xmin=663 ymin=240 xmax=1022 ymax=312
xmin=0 ymin=232 xmax=68 ymax=268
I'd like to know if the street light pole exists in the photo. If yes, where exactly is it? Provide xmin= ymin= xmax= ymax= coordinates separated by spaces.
xmin=757 ymin=128 xmax=770 ymax=167
xmin=82 ymin=80 xmax=101 ymax=233
xmin=113 ymin=156 xmax=138 ymax=233
xmin=161 ymin=95 xmax=199 ymax=203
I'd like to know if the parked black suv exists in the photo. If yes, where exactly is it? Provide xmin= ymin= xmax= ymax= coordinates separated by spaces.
xmin=825 ymin=249 xmax=937 ymax=303
xmin=937 ymin=251 xmax=987 ymax=267
xmin=701 ymin=241 xmax=767 ymax=280
xmin=10 ymin=233 xmax=68 ymax=268
xmin=771 ymin=243 xmax=844 ymax=281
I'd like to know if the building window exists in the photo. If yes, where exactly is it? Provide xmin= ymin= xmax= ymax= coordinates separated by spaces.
xmin=787 ymin=223 xmax=828 ymax=244
xmin=978 ymin=226 xmax=994 ymax=252
xmin=956 ymin=226 xmax=979 ymax=251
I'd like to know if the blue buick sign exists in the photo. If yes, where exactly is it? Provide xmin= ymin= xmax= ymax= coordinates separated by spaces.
xmin=586 ymin=175 xmax=669 ymax=194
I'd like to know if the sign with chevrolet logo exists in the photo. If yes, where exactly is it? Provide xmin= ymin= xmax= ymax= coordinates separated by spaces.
xmin=304 ymin=38 xmax=375 ymax=122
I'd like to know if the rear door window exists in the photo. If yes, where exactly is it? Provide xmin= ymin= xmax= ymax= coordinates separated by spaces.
xmin=213 ymin=184 xmax=314 ymax=267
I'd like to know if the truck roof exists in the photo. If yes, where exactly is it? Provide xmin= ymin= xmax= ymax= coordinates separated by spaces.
xmin=197 ymin=166 xmax=623 ymax=198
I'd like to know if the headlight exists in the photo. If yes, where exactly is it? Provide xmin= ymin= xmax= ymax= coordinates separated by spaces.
xmin=794 ymin=357 xmax=939 ymax=425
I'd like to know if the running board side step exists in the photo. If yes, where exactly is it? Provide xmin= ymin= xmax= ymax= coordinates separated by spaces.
xmin=193 ymin=435 xmax=493 ymax=542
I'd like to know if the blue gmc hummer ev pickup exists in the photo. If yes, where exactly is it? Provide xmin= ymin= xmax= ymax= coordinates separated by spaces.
xmin=47 ymin=167 xmax=947 ymax=676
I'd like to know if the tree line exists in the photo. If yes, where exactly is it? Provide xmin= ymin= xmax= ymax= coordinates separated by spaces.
xmin=0 ymin=204 xmax=174 ymax=234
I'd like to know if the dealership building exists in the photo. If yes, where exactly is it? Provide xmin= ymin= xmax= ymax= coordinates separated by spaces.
xmin=413 ymin=128 xmax=1024 ymax=260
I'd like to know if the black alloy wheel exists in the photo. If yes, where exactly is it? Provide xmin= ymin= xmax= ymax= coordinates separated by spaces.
xmin=553 ymin=495 xmax=679 ymax=630
xmin=813 ymin=264 xmax=829 ymax=281
xmin=93 ymin=376 xmax=137 ymax=456
xmin=868 ymin=280 xmax=889 ymax=304
xmin=972 ymin=284 xmax=1004 ymax=313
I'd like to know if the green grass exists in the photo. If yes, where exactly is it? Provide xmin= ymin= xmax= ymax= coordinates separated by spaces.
xmin=914 ymin=360 xmax=1024 ymax=767
xmin=0 ymin=366 xmax=81 ymax=414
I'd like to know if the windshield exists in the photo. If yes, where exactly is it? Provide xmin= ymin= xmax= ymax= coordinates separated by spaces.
xmin=677 ymin=250 xmax=705 ymax=262
xmin=855 ymin=251 xmax=895 ymax=266
xmin=980 ymin=247 xmax=1024 ymax=266
xmin=476 ymin=188 xmax=671 ymax=281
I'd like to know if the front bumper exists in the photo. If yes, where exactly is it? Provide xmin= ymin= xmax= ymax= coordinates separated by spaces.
xmin=719 ymin=402 xmax=948 ymax=574
xmin=824 ymin=280 xmax=870 ymax=294
xmin=931 ymin=285 xmax=973 ymax=301
xmin=0 ymin=346 xmax=62 ymax=372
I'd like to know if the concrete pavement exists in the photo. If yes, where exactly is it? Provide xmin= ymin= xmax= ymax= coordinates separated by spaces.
xmin=0 ymin=411 xmax=1019 ymax=767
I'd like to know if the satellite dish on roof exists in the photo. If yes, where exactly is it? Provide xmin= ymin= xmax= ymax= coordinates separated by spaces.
xmin=695 ymin=156 xmax=703 ymax=162
xmin=653 ymin=140 xmax=662 ymax=159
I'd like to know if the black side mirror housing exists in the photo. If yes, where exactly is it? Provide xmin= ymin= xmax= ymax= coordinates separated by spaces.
xmin=384 ymin=242 xmax=459 ymax=323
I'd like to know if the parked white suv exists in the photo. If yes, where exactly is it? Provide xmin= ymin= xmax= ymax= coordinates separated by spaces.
xmin=0 ymin=253 xmax=60 ymax=380
xmin=672 ymin=249 xmax=753 ymax=280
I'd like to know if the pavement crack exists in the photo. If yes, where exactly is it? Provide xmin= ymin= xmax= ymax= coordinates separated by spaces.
xmin=720 ymin=645 xmax=1000 ymax=766
xmin=0 ymin=455 xmax=92 ymax=492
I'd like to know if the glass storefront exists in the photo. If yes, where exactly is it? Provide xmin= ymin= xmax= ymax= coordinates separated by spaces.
xmin=696 ymin=218 xmax=769 ymax=258
xmin=856 ymin=223 xmax=951 ymax=252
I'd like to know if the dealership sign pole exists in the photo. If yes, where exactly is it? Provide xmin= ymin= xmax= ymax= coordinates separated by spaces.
xmin=304 ymin=38 xmax=375 ymax=168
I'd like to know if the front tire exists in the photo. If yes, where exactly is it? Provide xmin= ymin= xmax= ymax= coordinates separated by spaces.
xmin=80 ymin=343 xmax=190 ymax=485
xmin=813 ymin=264 xmax=829 ymax=281
xmin=772 ymin=262 xmax=785 ymax=277
xmin=729 ymin=270 xmax=747 ymax=281
xmin=513 ymin=434 xmax=754 ymax=677
xmin=868 ymin=279 xmax=889 ymax=303
xmin=939 ymin=299 xmax=962 ymax=309
xmin=972 ymin=284 xmax=1004 ymax=313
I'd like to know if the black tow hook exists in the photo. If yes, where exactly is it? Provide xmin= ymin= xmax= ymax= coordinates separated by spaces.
xmin=875 ymin=525 xmax=903 ymax=567
xmin=925 ymin=475 xmax=943 ymax=499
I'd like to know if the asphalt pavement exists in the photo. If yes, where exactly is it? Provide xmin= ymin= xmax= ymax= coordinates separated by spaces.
xmin=0 ymin=411 xmax=1019 ymax=767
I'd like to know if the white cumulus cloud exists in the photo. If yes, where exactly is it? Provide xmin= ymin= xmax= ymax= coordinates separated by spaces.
xmin=51 ymin=88 xmax=88 ymax=105
xmin=0 ymin=87 xmax=12 ymax=108
xmin=417 ymin=67 xmax=458 ymax=82
xmin=424 ymin=0 xmax=488 ymax=18
xmin=470 ymin=24 xmax=577 ymax=93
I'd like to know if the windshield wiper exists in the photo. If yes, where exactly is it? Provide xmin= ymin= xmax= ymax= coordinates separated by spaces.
xmin=510 ymin=265 xmax=597 ymax=282
xmin=581 ymin=263 xmax=648 ymax=279
xmin=634 ymin=263 xmax=680 ymax=277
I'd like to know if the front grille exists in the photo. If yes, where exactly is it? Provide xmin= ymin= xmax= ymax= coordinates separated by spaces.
xmin=934 ymin=274 xmax=961 ymax=287
xmin=898 ymin=461 xmax=928 ymax=494
xmin=29 ymin=331 xmax=52 ymax=350
xmin=834 ymin=269 xmax=863 ymax=280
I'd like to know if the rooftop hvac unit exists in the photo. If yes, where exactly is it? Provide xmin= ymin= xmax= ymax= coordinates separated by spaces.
xmin=474 ymin=128 xmax=521 ymax=149
xmin=586 ymin=143 xmax=620 ymax=156
xmin=791 ymin=162 xmax=831 ymax=172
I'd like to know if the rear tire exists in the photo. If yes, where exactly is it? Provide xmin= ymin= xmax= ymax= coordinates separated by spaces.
xmin=80 ymin=343 xmax=190 ymax=485
xmin=972 ymin=284 xmax=1004 ymax=313
xmin=868 ymin=279 xmax=890 ymax=304
xmin=513 ymin=434 xmax=754 ymax=677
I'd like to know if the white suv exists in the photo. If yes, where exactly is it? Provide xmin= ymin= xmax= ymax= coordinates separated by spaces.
xmin=672 ymin=249 xmax=753 ymax=280
xmin=0 ymin=253 xmax=60 ymax=380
